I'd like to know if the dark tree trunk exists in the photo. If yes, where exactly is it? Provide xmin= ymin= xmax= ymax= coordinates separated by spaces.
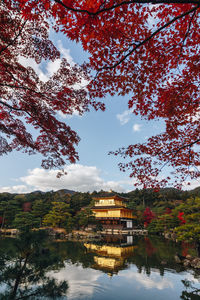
xmin=196 ymin=242 xmax=200 ymax=257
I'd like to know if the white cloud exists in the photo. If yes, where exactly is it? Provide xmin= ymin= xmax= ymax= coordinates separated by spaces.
xmin=58 ymin=40 xmax=75 ymax=66
xmin=49 ymin=263 xmax=101 ymax=299
xmin=182 ymin=179 xmax=200 ymax=190
xmin=58 ymin=109 xmax=80 ymax=119
xmin=19 ymin=41 xmax=86 ymax=119
xmin=116 ymin=110 xmax=132 ymax=125
xmin=18 ymin=40 xmax=74 ymax=82
xmin=185 ymin=273 xmax=200 ymax=284
xmin=18 ymin=56 xmax=49 ymax=82
xmin=46 ymin=40 xmax=75 ymax=78
xmin=192 ymin=110 xmax=200 ymax=122
xmin=2 ymin=164 xmax=197 ymax=194
xmin=120 ymin=269 xmax=174 ymax=290
xmin=133 ymin=124 xmax=142 ymax=132
xmin=0 ymin=185 xmax=31 ymax=194
xmin=0 ymin=164 xmax=134 ymax=193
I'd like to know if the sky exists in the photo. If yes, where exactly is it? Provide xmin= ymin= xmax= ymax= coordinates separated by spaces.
xmin=1 ymin=28 xmax=199 ymax=194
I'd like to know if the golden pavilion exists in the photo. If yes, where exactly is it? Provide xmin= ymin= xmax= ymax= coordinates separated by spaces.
xmin=92 ymin=194 xmax=135 ymax=229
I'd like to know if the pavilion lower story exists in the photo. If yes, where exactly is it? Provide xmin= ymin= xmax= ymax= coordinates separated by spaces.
xmin=96 ymin=218 xmax=134 ymax=230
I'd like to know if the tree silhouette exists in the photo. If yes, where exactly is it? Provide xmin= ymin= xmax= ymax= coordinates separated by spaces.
xmin=0 ymin=230 xmax=68 ymax=299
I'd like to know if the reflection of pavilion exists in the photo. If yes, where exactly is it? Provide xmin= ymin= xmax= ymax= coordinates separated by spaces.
xmin=102 ymin=234 xmax=134 ymax=245
xmin=84 ymin=240 xmax=137 ymax=276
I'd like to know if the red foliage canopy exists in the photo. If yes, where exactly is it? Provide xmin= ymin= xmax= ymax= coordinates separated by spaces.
xmin=23 ymin=202 xmax=32 ymax=212
xmin=143 ymin=207 xmax=155 ymax=226
xmin=2 ymin=1 xmax=200 ymax=187
xmin=0 ymin=1 xmax=104 ymax=170
xmin=178 ymin=211 xmax=186 ymax=224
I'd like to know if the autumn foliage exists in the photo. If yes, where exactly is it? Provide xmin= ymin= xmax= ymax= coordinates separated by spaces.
xmin=178 ymin=211 xmax=186 ymax=224
xmin=1 ymin=1 xmax=200 ymax=187
xmin=143 ymin=207 xmax=155 ymax=227
xmin=0 ymin=1 xmax=103 ymax=169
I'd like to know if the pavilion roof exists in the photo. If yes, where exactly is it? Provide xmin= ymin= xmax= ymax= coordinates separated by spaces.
xmin=93 ymin=194 xmax=129 ymax=202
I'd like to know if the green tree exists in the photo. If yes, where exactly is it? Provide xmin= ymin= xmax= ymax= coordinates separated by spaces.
xmin=13 ymin=194 xmax=26 ymax=203
xmin=0 ymin=200 xmax=22 ymax=229
xmin=65 ymin=215 xmax=75 ymax=232
xmin=173 ymin=197 xmax=200 ymax=216
xmin=148 ymin=214 xmax=179 ymax=235
xmin=70 ymin=193 xmax=92 ymax=213
xmin=32 ymin=199 xmax=51 ymax=227
xmin=43 ymin=202 xmax=71 ymax=228
xmin=175 ymin=224 xmax=200 ymax=244
xmin=13 ymin=212 xmax=40 ymax=230
xmin=169 ymin=197 xmax=200 ymax=253
xmin=75 ymin=208 xmax=95 ymax=229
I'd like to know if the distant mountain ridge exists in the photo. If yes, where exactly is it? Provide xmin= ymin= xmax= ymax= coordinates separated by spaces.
xmin=56 ymin=189 xmax=76 ymax=195
xmin=29 ymin=189 xmax=76 ymax=195
xmin=0 ymin=186 xmax=200 ymax=199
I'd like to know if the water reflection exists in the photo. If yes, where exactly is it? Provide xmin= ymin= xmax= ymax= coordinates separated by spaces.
xmin=181 ymin=279 xmax=200 ymax=299
xmin=0 ymin=230 xmax=68 ymax=299
xmin=84 ymin=236 xmax=137 ymax=276
xmin=0 ymin=233 xmax=200 ymax=300
xmin=50 ymin=264 xmax=102 ymax=300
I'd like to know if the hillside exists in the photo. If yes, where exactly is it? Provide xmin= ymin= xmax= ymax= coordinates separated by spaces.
xmin=0 ymin=187 xmax=199 ymax=232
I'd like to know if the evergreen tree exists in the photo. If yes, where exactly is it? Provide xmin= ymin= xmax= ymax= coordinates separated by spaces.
xmin=13 ymin=212 xmax=40 ymax=230
xmin=32 ymin=199 xmax=51 ymax=227
xmin=43 ymin=202 xmax=71 ymax=228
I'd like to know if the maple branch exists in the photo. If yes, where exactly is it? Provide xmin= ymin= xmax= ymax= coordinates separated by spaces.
xmin=5 ymin=68 xmax=38 ymax=89
xmin=173 ymin=138 xmax=200 ymax=154
xmin=98 ymin=5 xmax=200 ymax=70
xmin=188 ymin=145 xmax=192 ymax=165
xmin=54 ymin=0 xmax=200 ymax=16
xmin=0 ymin=21 xmax=27 ymax=55
xmin=0 ymin=83 xmax=53 ymax=104
xmin=178 ymin=9 xmax=196 ymax=61
xmin=159 ymin=137 xmax=200 ymax=171
xmin=0 ymin=100 xmax=24 ymax=112
xmin=0 ymin=99 xmax=59 ymax=144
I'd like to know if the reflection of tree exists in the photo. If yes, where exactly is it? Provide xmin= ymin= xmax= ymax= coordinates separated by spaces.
xmin=180 ymin=279 xmax=200 ymax=300
xmin=1 ymin=233 xmax=199 ymax=299
xmin=49 ymin=240 xmax=95 ymax=269
xmin=144 ymin=237 xmax=156 ymax=257
xmin=127 ymin=236 xmax=188 ymax=277
xmin=0 ymin=230 xmax=68 ymax=299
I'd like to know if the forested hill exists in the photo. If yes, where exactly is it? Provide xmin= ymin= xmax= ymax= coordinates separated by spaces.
xmin=1 ymin=187 xmax=200 ymax=210
xmin=0 ymin=187 xmax=200 ymax=231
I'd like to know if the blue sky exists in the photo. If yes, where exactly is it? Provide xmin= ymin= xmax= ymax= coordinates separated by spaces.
xmin=0 ymin=30 xmax=199 ymax=193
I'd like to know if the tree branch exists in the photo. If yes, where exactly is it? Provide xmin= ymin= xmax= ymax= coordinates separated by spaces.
xmin=173 ymin=138 xmax=200 ymax=154
xmin=159 ymin=138 xmax=200 ymax=171
xmin=178 ymin=8 xmax=196 ymax=61
xmin=98 ymin=5 xmax=200 ymax=70
xmin=0 ymin=83 xmax=54 ymax=104
xmin=0 ymin=21 xmax=27 ymax=55
xmin=54 ymin=0 xmax=200 ymax=16
xmin=0 ymin=100 xmax=24 ymax=112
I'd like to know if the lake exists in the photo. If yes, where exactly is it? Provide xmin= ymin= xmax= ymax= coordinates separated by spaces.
xmin=0 ymin=231 xmax=200 ymax=299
